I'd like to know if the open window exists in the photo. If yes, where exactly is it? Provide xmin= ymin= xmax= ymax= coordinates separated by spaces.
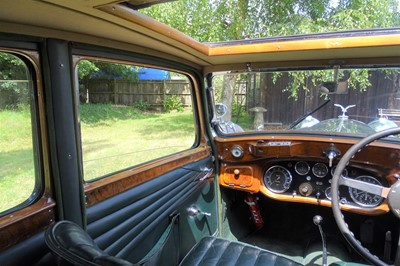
xmin=76 ymin=59 xmax=197 ymax=181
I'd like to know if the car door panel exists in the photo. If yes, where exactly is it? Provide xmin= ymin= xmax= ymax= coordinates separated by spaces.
xmin=85 ymin=156 xmax=216 ymax=264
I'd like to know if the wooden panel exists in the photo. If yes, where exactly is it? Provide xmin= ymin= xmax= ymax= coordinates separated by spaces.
xmin=259 ymin=186 xmax=389 ymax=216
xmin=0 ymin=197 xmax=55 ymax=251
xmin=220 ymin=166 xmax=260 ymax=193
xmin=216 ymin=135 xmax=400 ymax=215
xmin=84 ymin=146 xmax=211 ymax=206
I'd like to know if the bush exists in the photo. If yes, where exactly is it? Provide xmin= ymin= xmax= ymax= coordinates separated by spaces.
xmin=163 ymin=95 xmax=184 ymax=112
xmin=132 ymin=100 xmax=150 ymax=111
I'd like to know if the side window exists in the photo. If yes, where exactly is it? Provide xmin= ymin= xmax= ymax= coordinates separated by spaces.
xmin=77 ymin=59 xmax=196 ymax=181
xmin=0 ymin=52 xmax=38 ymax=213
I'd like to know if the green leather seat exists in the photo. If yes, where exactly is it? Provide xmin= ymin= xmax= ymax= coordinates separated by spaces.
xmin=179 ymin=236 xmax=302 ymax=266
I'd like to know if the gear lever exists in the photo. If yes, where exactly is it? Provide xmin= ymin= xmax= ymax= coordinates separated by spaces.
xmin=313 ymin=215 xmax=328 ymax=266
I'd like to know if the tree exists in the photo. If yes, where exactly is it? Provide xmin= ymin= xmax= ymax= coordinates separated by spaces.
xmin=141 ymin=0 xmax=400 ymax=114
xmin=141 ymin=0 xmax=399 ymax=42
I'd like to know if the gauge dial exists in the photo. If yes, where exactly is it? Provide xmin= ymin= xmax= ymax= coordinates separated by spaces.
xmin=331 ymin=166 xmax=348 ymax=177
xmin=295 ymin=161 xmax=310 ymax=175
xmin=231 ymin=145 xmax=244 ymax=158
xmin=312 ymin=163 xmax=328 ymax=178
xmin=324 ymin=187 xmax=340 ymax=200
xmin=349 ymin=175 xmax=383 ymax=207
xmin=264 ymin=166 xmax=292 ymax=193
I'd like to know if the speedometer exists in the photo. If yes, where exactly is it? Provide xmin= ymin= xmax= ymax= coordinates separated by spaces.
xmin=264 ymin=166 xmax=292 ymax=193
xmin=349 ymin=175 xmax=383 ymax=207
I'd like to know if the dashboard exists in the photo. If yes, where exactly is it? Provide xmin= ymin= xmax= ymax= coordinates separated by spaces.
xmin=263 ymin=160 xmax=385 ymax=208
xmin=216 ymin=135 xmax=399 ymax=215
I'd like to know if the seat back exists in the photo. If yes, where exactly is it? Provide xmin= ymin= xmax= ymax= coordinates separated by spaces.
xmin=45 ymin=220 xmax=134 ymax=266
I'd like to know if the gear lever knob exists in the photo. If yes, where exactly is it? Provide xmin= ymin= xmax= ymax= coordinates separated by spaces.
xmin=313 ymin=215 xmax=323 ymax=226
xmin=313 ymin=215 xmax=327 ymax=266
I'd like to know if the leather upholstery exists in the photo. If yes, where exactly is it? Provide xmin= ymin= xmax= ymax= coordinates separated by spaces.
xmin=45 ymin=220 xmax=133 ymax=265
xmin=179 ymin=236 xmax=303 ymax=266
xmin=86 ymin=158 xmax=215 ymax=263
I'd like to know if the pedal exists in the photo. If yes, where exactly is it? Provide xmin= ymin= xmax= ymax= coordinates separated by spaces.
xmin=384 ymin=231 xmax=392 ymax=263
xmin=360 ymin=219 xmax=374 ymax=244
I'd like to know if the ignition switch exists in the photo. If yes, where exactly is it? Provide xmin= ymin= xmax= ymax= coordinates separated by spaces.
xmin=323 ymin=144 xmax=341 ymax=167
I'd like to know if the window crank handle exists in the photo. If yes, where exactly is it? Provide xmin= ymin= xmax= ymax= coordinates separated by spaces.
xmin=187 ymin=206 xmax=211 ymax=217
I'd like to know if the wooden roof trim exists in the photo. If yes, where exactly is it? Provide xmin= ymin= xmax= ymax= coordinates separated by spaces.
xmin=208 ymin=34 xmax=400 ymax=56
xmin=97 ymin=4 xmax=400 ymax=60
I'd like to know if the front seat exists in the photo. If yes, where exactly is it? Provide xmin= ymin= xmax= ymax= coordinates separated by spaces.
xmin=45 ymin=220 xmax=302 ymax=266
xmin=179 ymin=236 xmax=302 ymax=266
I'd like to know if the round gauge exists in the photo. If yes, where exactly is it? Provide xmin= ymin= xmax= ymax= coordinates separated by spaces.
xmin=264 ymin=166 xmax=292 ymax=193
xmin=349 ymin=176 xmax=384 ymax=207
xmin=295 ymin=161 xmax=310 ymax=176
xmin=231 ymin=145 xmax=244 ymax=158
xmin=312 ymin=163 xmax=328 ymax=178
xmin=331 ymin=166 xmax=348 ymax=177
xmin=325 ymin=187 xmax=340 ymax=200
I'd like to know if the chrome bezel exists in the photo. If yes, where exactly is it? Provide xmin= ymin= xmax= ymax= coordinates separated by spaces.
xmin=263 ymin=165 xmax=292 ymax=193
xmin=312 ymin=163 xmax=329 ymax=178
xmin=231 ymin=145 xmax=244 ymax=158
xmin=348 ymin=175 xmax=384 ymax=207
xmin=294 ymin=161 xmax=310 ymax=176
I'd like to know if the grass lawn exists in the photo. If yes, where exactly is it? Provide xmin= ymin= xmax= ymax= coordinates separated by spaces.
xmin=80 ymin=104 xmax=195 ymax=180
xmin=0 ymin=104 xmax=195 ymax=212
xmin=0 ymin=106 xmax=35 ymax=212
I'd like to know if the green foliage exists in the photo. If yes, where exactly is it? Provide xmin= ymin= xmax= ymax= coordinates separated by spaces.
xmin=163 ymin=95 xmax=184 ymax=112
xmin=77 ymin=60 xmax=99 ymax=80
xmin=132 ymin=100 xmax=150 ymax=111
xmin=141 ymin=0 xmax=399 ymax=42
xmin=77 ymin=60 xmax=139 ymax=81
xmin=0 ymin=53 xmax=27 ymax=81
xmin=141 ymin=0 xmax=399 ymax=99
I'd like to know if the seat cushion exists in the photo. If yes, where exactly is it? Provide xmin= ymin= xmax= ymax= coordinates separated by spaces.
xmin=179 ymin=236 xmax=302 ymax=266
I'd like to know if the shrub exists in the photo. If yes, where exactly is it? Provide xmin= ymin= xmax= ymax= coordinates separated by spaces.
xmin=132 ymin=100 xmax=150 ymax=111
xmin=163 ymin=95 xmax=184 ymax=112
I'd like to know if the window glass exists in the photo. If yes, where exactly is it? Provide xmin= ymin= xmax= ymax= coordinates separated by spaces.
xmin=212 ymin=67 xmax=400 ymax=138
xmin=0 ymin=52 xmax=36 ymax=213
xmin=77 ymin=60 xmax=196 ymax=181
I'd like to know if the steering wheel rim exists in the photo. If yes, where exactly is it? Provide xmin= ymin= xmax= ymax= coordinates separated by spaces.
xmin=331 ymin=127 xmax=400 ymax=266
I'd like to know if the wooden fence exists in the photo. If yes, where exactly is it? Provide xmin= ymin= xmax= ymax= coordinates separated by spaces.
xmin=226 ymin=71 xmax=400 ymax=126
xmin=261 ymin=71 xmax=400 ymax=125
xmin=82 ymin=79 xmax=192 ymax=110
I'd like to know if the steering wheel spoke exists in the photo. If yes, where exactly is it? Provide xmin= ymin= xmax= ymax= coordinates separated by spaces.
xmin=339 ymin=175 xmax=390 ymax=198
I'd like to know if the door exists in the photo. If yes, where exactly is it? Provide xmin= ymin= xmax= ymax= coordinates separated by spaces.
xmin=0 ymin=39 xmax=218 ymax=265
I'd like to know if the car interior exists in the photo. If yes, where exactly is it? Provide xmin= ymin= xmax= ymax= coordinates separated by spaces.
xmin=0 ymin=1 xmax=400 ymax=266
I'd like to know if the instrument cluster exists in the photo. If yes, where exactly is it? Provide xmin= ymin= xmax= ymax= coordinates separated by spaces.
xmin=263 ymin=160 xmax=385 ymax=208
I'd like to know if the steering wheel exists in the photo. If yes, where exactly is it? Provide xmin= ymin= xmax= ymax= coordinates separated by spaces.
xmin=331 ymin=127 xmax=400 ymax=266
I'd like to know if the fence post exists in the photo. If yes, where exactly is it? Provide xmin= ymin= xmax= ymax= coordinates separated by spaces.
xmin=113 ymin=80 xmax=117 ymax=104
xmin=162 ymin=80 xmax=166 ymax=112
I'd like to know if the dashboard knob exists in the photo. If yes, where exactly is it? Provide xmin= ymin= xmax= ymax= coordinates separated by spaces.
xmin=299 ymin=182 xmax=313 ymax=197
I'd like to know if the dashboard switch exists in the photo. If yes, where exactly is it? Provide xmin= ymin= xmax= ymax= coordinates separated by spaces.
xmin=299 ymin=182 xmax=313 ymax=197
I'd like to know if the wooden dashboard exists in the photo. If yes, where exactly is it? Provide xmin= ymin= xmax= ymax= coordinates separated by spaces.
xmin=216 ymin=135 xmax=400 ymax=215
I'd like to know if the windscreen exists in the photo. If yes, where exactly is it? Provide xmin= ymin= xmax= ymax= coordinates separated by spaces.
xmin=212 ymin=67 xmax=400 ymax=137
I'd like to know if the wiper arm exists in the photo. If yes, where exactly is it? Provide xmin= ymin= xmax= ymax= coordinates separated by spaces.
xmin=287 ymin=98 xmax=331 ymax=129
